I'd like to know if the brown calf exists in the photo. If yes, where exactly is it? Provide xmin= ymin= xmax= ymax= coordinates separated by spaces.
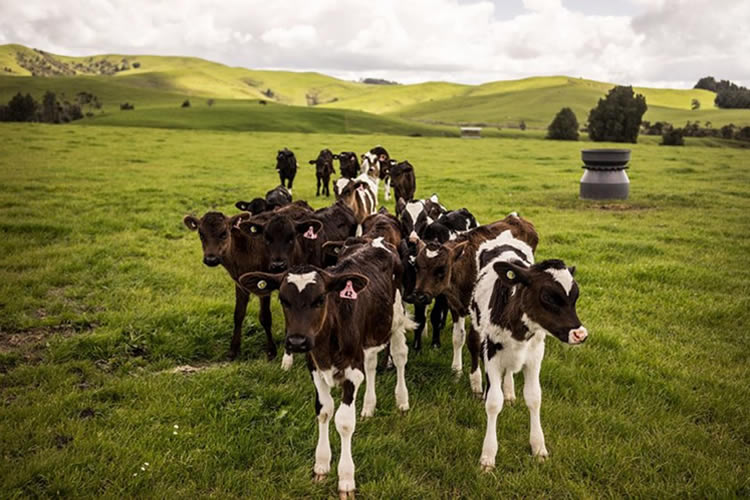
xmin=239 ymin=242 xmax=412 ymax=497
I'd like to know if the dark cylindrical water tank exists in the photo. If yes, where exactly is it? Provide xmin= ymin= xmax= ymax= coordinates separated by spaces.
xmin=580 ymin=149 xmax=630 ymax=200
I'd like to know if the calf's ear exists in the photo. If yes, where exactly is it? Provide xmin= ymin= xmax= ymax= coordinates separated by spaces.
xmin=332 ymin=154 xmax=339 ymax=160
xmin=493 ymin=261 xmax=531 ymax=287
xmin=235 ymin=200 xmax=251 ymax=212
xmin=239 ymin=272 xmax=282 ymax=296
xmin=238 ymin=220 xmax=265 ymax=236
xmin=449 ymin=240 xmax=469 ymax=261
xmin=308 ymin=159 xmax=316 ymax=165
xmin=568 ymin=266 xmax=576 ymax=276
xmin=322 ymin=240 xmax=344 ymax=259
xmin=325 ymin=272 xmax=369 ymax=297
xmin=296 ymin=219 xmax=323 ymax=239
xmin=183 ymin=215 xmax=200 ymax=231
xmin=229 ymin=212 xmax=251 ymax=231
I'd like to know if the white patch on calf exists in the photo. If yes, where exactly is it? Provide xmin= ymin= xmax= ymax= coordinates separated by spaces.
xmin=371 ymin=236 xmax=390 ymax=252
xmin=545 ymin=267 xmax=574 ymax=295
xmin=286 ymin=271 xmax=318 ymax=292
xmin=405 ymin=201 xmax=424 ymax=230
xmin=426 ymin=249 xmax=439 ymax=259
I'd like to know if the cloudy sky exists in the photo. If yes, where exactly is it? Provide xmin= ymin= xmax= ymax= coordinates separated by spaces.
xmin=1 ymin=0 xmax=748 ymax=88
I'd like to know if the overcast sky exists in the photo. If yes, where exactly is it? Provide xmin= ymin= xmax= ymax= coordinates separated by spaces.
xmin=1 ymin=0 xmax=748 ymax=88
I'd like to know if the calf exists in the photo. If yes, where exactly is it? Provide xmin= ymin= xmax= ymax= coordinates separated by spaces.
xmin=410 ymin=214 xmax=538 ymax=390
xmin=182 ymin=210 xmax=271 ymax=360
xmin=309 ymin=149 xmax=336 ymax=197
xmin=335 ymin=151 xmax=360 ymax=179
xmin=235 ymin=185 xmax=292 ymax=215
xmin=397 ymin=195 xmax=446 ymax=237
xmin=403 ymin=206 xmax=478 ymax=350
xmin=388 ymin=161 xmax=416 ymax=207
xmin=475 ymin=256 xmax=587 ymax=470
xmin=336 ymin=179 xmax=377 ymax=230
xmin=276 ymin=148 xmax=298 ymax=194
xmin=357 ymin=146 xmax=389 ymax=202
xmin=238 ymin=243 xmax=413 ymax=498
xmin=322 ymin=209 xmax=403 ymax=265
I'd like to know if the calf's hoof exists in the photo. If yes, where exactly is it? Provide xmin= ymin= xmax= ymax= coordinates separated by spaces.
xmin=313 ymin=473 xmax=327 ymax=482
xmin=412 ymin=341 xmax=422 ymax=351
xmin=504 ymin=395 xmax=516 ymax=406
xmin=227 ymin=349 xmax=239 ymax=361
xmin=339 ymin=490 xmax=355 ymax=500
xmin=431 ymin=342 xmax=441 ymax=349
xmin=398 ymin=403 xmax=410 ymax=413
xmin=531 ymin=446 xmax=549 ymax=462
xmin=265 ymin=347 xmax=278 ymax=361
xmin=360 ymin=407 xmax=374 ymax=419
xmin=479 ymin=457 xmax=495 ymax=472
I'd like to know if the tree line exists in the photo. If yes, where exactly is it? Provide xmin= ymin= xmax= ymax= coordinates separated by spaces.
xmin=0 ymin=91 xmax=98 ymax=123
xmin=694 ymin=76 xmax=750 ymax=109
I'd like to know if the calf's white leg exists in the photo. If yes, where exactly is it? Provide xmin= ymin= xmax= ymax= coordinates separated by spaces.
xmin=480 ymin=356 xmax=504 ymax=471
xmin=361 ymin=347 xmax=380 ymax=418
xmin=451 ymin=317 xmax=466 ymax=373
xmin=503 ymin=370 xmax=516 ymax=404
xmin=280 ymin=351 xmax=293 ymax=371
xmin=523 ymin=345 xmax=548 ymax=460
xmin=336 ymin=368 xmax=364 ymax=496
xmin=384 ymin=177 xmax=391 ymax=201
xmin=312 ymin=370 xmax=334 ymax=479
xmin=390 ymin=328 xmax=410 ymax=412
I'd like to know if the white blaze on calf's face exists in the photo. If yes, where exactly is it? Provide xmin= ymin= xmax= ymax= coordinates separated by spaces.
xmin=544 ymin=267 xmax=574 ymax=295
xmin=286 ymin=272 xmax=318 ymax=292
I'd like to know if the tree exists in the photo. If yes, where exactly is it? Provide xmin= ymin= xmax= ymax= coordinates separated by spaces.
xmin=691 ymin=98 xmax=700 ymax=110
xmin=42 ymin=91 xmax=60 ymax=123
xmin=3 ymin=92 xmax=38 ymax=122
xmin=587 ymin=85 xmax=647 ymax=143
xmin=546 ymin=107 xmax=579 ymax=140
xmin=661 ymin=126 xmax=684 ymax=146
xmin=715 ymin=89 xmax=750 ymax=109
xmin=694 ymin=76 xmax=717 ymax=91
xmin=206 ymin=99 xmax=215 ymax=107
xmin=519 ymin=120 xmax=526 ymax=131
xmin=720 ymin=124 xmax=736 ymax=139
xmin=181 ymin=99 xmax=191 ymax=108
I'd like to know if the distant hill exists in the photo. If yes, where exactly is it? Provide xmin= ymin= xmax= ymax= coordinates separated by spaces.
xmin=2 ymin=43 xmax=749 ymax=131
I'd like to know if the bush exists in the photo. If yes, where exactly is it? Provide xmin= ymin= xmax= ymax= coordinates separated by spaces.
xmin=132 ymin=62 xmax=141 ymax=69
xmin=661 ymin=127 xmax=684 ymax=146
xmin=181 ymin=99 xmax=191 ymax=108
xmin=715 ymin=89 xmax=750 ymax=109
xmin=736 ymin=126 xmax=750 ymax=142
xmin=691 ymin=99 xmax=700 ymax=110
xmin=206 ymin=99 xmax=215 ymax=107
xmin=120 ymin=102 xmax=134 ymax=111
xmin=587 ymin=85 xmax=648 ymax=143
xmin=546 ymin=107 xmax=579 ymax=140
xmin=721 ymin=124 xmax=736 ymax=139
xmin=519 ymin=120 xmax=526 ymax=131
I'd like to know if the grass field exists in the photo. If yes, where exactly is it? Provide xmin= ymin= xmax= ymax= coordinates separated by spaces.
xmin=1 ymin=122 xmax=749 ymax=498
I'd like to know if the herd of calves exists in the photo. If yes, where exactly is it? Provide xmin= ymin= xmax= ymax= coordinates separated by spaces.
xmin=183 ymin=145 xmax=589 ymax=497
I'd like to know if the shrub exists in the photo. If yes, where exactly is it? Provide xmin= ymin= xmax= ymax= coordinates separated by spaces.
xmin=691 ymin=99 xmax=700 ymax=110
xmin=546 ymin=107 xmax=579 ymax=140
xmin=736 ymin=126 xmax=750 ymax=142
xmin=721 ymin=124 xmax=736 ymax=139
xmin=181 ymin=99 xmax=191 ymax=108
xmin=132 ymin=62 xmax=141 ymax=69
xmin=519 ymin=120 xmax=526 ymax=131
xmin=2 ymin=92 xmax=39 ymax=122
xmin=206 ymin=99 xmax=215 ymax=107
xmin=587 ymin=85 xmax=647 ymax=143
xmin=120 ymin=102 xmax=134 ymax=111
xmin=661 ymin=127 xmax=685 ymax=146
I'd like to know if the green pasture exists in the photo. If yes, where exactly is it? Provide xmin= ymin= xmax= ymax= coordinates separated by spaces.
xmin=0 ymin=123 xmax=749 ymax=498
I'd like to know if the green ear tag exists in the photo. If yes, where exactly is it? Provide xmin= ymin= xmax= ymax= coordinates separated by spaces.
xmin=257 ymin=280 xmax=267 ymax=290
xmin=506 ymin=270 xmax=516 ymax=280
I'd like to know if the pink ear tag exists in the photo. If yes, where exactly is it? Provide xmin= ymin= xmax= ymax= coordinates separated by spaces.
xmin=339 ymin=280 xmax=358 ymax=300
xmin=304 ymin=226 xmax=318 ymax=240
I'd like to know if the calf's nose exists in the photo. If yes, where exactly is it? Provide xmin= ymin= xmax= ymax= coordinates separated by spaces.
xmin=270 ymin=261 xmax=287 ymax=272
xmin=286 ymin=335 xmax=310 ymax=352
xmin=203 ymin=256 xmax=220 ymax=267
xmin=568 ymin=326 xmax=588 ymax=344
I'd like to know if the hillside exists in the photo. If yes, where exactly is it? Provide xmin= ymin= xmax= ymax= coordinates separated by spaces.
xmin=2 ymin=43 xmax=749 ymax=130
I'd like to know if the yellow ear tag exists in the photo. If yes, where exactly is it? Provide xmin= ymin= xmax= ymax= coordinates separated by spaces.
xmin=257 ymin=280 xmax=267 ymax=290
xmin=250 ymin=226 xmax=257 ymax=233
xmin=506 ymin=270 xmax=516 ymax=280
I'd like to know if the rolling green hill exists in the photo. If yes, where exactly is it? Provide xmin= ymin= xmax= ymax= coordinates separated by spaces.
xmin=2 ymin=43 xmax=749 ymax=131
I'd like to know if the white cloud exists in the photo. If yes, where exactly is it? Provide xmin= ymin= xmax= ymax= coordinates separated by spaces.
xmin=0 ymin=0 xmax=747 ymax=88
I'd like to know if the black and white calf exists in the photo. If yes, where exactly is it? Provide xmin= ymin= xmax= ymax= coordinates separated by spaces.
xmin=470 ymin=232 xmax=588 ymax=469
xmin=238 ymin=242 xmax=413 ymax=497
xmin=275 ymin=148 xmax=298 ymax=194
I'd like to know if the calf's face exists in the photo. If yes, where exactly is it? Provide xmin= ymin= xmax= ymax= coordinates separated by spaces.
xmin=183 ymin=212 xmax=250 ymax=267
xmin=241 ymin=216 xmax=322 ymax=272
xmin=409 ymin=240 xmax=467 ymax=304
xmin=495 ymin=260 xmax=588 ymax=344
xmin=239 ymin=269 xmax=369 ymax=352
